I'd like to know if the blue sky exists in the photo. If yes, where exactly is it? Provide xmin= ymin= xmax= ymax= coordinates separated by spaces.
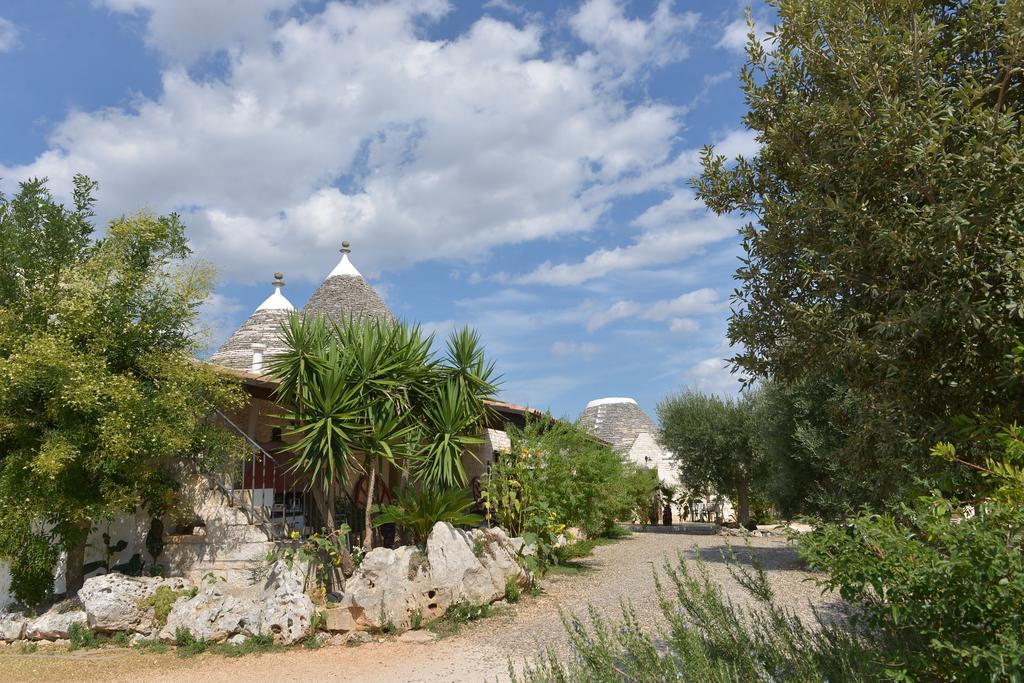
xmin=0 ymin=0 xmax=769 ymax=421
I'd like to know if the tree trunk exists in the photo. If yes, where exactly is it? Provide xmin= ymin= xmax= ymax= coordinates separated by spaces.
xmin=736 ymin=479 xmax=751 ymax=527
xmin=64 ymin=519 xmax=92 ymax=597
xmin=326 ymin=479 xmax=337 ymax=530
xmin=363 ymin=460 xmax=377 ymax=550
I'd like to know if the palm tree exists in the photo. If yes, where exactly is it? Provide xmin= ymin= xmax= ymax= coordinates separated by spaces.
xmin=268 ymin=315 xmax=498 ymax=550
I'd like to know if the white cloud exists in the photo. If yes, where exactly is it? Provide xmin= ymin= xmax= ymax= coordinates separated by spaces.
xmin=668 ymin=317 xmax=698 ymax=334
xmin=711 ymin=127 xmax=760 ymax=159
xmin=586 ymin=287 xmax=723 ymax=331
xmin=518 ymin=187 xmax=740 ymax=286
xmin=570 ymin=0 xmax=698 ymax=81
xmin=3 ymin=1 xmax=699 ymax=286
xmin=96 ymin=0 xmax=303 ymax=61
xmin=717 ymin=15 xmax=772 ymax=55
xmin=551 ymin=340 xmax=601 ymax=358
xmin=0 ymin=17 xmax=19 ymax=53
xmin=680 ymin=356 xmax=742 ymax=397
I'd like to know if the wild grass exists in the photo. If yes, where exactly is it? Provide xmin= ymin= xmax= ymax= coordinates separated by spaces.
xmin=511 ymin=549 xmax=879 ymax=682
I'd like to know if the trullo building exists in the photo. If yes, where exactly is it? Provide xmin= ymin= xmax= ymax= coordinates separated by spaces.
xmin=577 ymin=397 xmax=685 ymax=517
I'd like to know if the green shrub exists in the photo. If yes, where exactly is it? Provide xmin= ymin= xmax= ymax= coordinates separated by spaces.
xmin=19 ymin=642 xmax=38 ymax=655
xmin=110 ymin=631 xmax=131 ymax=647
xmin=554 ymin=539 xmax=596 ymax=563
xmin=799 ymin=496 xmax=1024 ymax=680
xmin=511 ymin=551 xmax=877 ymax=681
xmin=504 ymin=577 xmax=521 ymax=604
xmin=174 ymin=626 xmax=208 ymax=657
xmin=68 ymin=622 xmax=104 ymax=650
xmin=410 ymin=607 xmax=423 ymax=630
xmin=374 ymin=487 xmax=482 ymax=545
xmin=445 ymin=600 xmax=491 ymax=625
xmin=0 ymin=518 xmax=58 ymax=607
xmin=379 ymin=599 xmax=396 ymax=635
xmin=144 ymin=585 xmax=192 ymax=627
xmin=217 ymin=633 xmax=275 ymax=657
xmin=481 ymin=417 xmax=658 ymax=575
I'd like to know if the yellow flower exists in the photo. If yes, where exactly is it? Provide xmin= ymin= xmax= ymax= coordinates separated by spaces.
xmin=290 ymin=530 xmax=301 ymax=540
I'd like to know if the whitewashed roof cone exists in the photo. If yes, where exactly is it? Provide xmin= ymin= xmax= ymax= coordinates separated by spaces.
xmin=303 ymin=241 xmax=394 ymax=324
xmin=209 ymin=273 xmax=294 ymax=371
xmin=577 ymin=397 xmax=659 ymax=453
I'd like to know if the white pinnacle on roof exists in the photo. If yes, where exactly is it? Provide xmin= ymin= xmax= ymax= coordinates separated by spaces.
xmin=327 ymin=242 xmax=363 ymax=278
xmin=256 ymin=272 xmax=295 ymax=311
xmin=585 ymin=397 xmax=638 ymax=408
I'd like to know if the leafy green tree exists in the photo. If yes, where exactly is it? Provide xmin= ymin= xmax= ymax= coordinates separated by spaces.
xmin=657 ymin=390 xmax=763 ymax=525
xmin=0 ymin=176 xmax=243 ymax=601
xmin=268 ymin=315 xmax=498 ymax=550
xmin=696 ymin=0 xmax=1024 ymax=482
xmin=751 ymin=377 xmax=910 ymax=517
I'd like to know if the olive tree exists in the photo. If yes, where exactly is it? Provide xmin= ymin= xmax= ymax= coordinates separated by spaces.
xmin=697 ymin=0 xmax=1024 ymax=481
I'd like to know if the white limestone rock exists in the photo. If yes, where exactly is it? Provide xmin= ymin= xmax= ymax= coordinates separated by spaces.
xmin=0 ymin=613 xmax=27 ymax=642
xmin=158 ymin=561 xmax=313 ymax=645
xmin=260 ymin=562 xmax=315 ymax=644
xmin=26 ymin=608 xmax=87 ymax=640
xmin=79 ymin=573 xmax=192 ymax=634
xmin=334 ymin=523 xmax=528 ymax=635
xmin=337 ymin=545 xmax=437 ymax=632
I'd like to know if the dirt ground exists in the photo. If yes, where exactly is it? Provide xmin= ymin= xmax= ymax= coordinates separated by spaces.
xmin=0 ymin=532 xmax=835 ymax=683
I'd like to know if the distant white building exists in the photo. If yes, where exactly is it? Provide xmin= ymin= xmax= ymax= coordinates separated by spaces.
xmin=577 ymin=397 xmax=684 ymax=517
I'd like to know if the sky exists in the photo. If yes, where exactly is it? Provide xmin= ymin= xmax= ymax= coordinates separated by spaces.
xmin=0 ymin=0 xmax=770 ymax=422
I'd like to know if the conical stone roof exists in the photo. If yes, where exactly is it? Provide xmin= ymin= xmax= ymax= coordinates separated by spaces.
xmin=577 ymin=397 xmax=661 ymax=453
xmin=209 ymin=273 xmax=294 ymax=371
xmin=303 ymin=241 xmax=394 ymax=325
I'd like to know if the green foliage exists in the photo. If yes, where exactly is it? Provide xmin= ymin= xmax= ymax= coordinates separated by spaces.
xmin=174 ymin=627 xmax=209 ymax=657
xmin=0 ymin=513 xmax=59 ymax=607
xmin=110 ymin=631 xmax=131 ymax=647
xmin=68 ymin=622 xmax=98 ymax=650
xmin=0 ymin=176 xmax=244 ymax=600
xmin=697 ymin=0 xmax=1024 ymax=489
xmin=379 ymin=600 xmax=396 ymax=635
xmin=512 ymin=551 xmax=877 ymax=682
xmin=216 ymin=633 xmax=277 ymax=658
xmin=302 ymin=634 xmax=324 ymax=650
xmin=273 ymin=525 xmax=352 ymax=599
xmin=504 ymin=576 xmax=521 ymax=604
xmin=19 ymin=642 xmax=38 ymax=655
xmin=373 ymin=488 xmax=482 ymax=545
xmin=749 ymin=377 xmax=915 ymax=517
xmin=801 ymin=497 xmax=1024 ymax=680
xmin=553 ymin=539 xmax=597 ymax=564
xmin=143 ymin=585 xmax=193 ymax=627
xmin=445 ymin=600 xmax=491 ymax=625
xmin=410 ymin=607 xmax=423 ymax=630
xmin=658 ymin=390 xmax=764 ymax=523
xmin=480 ymin=417 xmax=650 ymax=574
xmin=268 ymin=315 xmax=498 ymax=548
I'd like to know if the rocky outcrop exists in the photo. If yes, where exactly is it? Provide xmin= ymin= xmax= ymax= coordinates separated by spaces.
xmin=0 ymin=612 xmax=27 ymax=642
xmin=159 ymin=560 xmax=313 ymax=644
xmin=331 ymin=523 xmax=527 ymax=634
xmin=79 ymin=573 xmax=192 ymax=633
xmin=26 ymin=607 xmax=88 ymax=640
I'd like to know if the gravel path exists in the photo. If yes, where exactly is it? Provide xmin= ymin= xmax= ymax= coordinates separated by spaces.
xmin=0 ymin=532 xmax=835 ymax=683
